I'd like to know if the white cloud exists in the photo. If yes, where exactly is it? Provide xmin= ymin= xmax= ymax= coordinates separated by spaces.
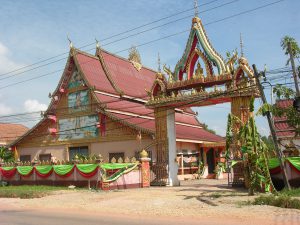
xmin=0 ymin=42 xmax=25 ymax=74
xmin=0 ymin=103 xmax=13 ymax=115
xmin=23 ymin=99 xmax=47 ymax=112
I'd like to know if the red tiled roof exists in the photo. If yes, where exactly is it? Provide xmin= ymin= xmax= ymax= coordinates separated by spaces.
xmin=101 ymin=51 xmax=157 ymax=98
xmin=176 ymin=124 xmax=224 ymax=142
xmin=274 ymin=99 xmax=296 ymax=138
xmin=276 ymin=99 xmax=293 ymax=108
xmin=95 ymin=93 xmax=202 ymax=127
xmin=95 ymin=93 xmax=153 ymax=116
xmin=108 ymin=112 xmax=223 ymax=142
xmin=76 ymin=53 xmax=117 ymax=94
xmin=0 ymin=123 xmax=28 ymax=144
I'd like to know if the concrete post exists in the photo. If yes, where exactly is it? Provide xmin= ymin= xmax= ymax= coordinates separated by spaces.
xmin=167 ymin=109 xmax=180 ymax=186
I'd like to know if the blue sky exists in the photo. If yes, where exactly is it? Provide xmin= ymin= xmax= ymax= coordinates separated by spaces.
xmin=0 ymin=0 xmax=299 ymax=136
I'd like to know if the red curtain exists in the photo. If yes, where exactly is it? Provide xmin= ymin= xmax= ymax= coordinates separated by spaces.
xmin=0 ymin=168 xmax=17 ymax=179
xmin=35 ymin=168 xmax=53 ymax=178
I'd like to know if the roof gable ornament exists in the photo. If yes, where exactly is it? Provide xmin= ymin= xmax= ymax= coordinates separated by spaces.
xmin=95 ymin=38 xmax=100 ymax=50
xmin=128 ymin=46 xmax=142 ymax=71
xmin=67 ymin=35 xmax=73 ymax=49
xmin=194 ymin=0 xmax=199 ymax=17
xmin=157 ymin=52 xmax=161 ymax=73
xmin=240 ymin=33 xmax=244 ymax=57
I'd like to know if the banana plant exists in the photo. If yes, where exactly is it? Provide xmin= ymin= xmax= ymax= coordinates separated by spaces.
xmin=226 ymin=98 xmax=275 ymax=195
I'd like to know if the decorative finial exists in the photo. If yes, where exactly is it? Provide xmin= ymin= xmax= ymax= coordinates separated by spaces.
xmin=194 ymin=0 xmax=199 ymax=17
xmin=240 ymin=33 xmax=244 ymax=57
xmin=67 ymin=35 xmax=73 ymax=48
xmin=95 ymin=38 xmax=100 ymax=49
xmin=158 ymin=52 xmax=161 ymax=72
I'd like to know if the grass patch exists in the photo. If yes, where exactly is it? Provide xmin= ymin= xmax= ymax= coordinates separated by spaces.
xmin=0 ymin=185 xmax=68 ymax=199
xmin=253 ymin=194 xmax=300 ymax=209
xmin=279 ymin=188 xmax=300 ymax=197
xmin=208 ymin=193 xmax=222 ymax=198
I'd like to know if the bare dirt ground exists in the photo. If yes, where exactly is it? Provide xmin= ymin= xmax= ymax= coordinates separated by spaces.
xmin=1 ymin=179 xmax=300 ymax=225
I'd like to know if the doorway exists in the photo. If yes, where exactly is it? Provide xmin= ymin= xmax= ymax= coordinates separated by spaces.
xmin=206 ymin=148 xmax=215 ymax=174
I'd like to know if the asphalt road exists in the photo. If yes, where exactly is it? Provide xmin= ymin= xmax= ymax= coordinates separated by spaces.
xmin=0 ymin=208 xmax=247 ymax=225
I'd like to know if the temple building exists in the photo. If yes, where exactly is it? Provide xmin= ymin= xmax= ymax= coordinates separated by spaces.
xmin=10 ymin=44 xmax=225 ymax=178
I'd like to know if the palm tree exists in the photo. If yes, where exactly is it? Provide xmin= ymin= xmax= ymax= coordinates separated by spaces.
xmin=281 ymin=36 xmax=300 ymax=66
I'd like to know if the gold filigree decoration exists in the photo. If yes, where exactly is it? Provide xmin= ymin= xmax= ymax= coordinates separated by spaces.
xmin=130 ymin=60 xmax=142 ymax=71
xmin=128 ymin=46 xmax=142 ymax=71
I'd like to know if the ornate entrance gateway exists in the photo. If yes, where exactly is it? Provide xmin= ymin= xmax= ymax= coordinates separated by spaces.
xmin=146 ymin=15 xmax=259 ymax=186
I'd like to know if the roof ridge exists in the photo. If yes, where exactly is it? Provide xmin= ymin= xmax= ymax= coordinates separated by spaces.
xmin=100 ymin=48 xmax=158 ymax=73
xmin=73 ymin=48 xmax=99 ymax=59
xmin=95 ymin=48 xmax=124 ymax=96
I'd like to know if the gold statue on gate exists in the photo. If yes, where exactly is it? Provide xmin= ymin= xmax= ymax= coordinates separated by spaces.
xmin=195 ymin=62 xmax=204 ymax=79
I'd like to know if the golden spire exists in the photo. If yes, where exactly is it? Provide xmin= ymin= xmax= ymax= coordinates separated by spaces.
xmin=158 ymin=52 xmax=161 ymax=72
xmin=194 ymin=0 xmax=199 ymax=17
xmin=240 ymin=33 xmax=244 ymax=57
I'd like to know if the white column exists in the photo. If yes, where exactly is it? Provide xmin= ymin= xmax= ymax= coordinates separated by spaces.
xmin=167 ymin=109 xmax=180 ymax=186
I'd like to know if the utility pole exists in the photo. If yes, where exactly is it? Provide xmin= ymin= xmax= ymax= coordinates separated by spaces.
xmin=252 ymin=64 xmax=291 ymax=190
xmin=288 ymin=42 xmax=300 ymax=96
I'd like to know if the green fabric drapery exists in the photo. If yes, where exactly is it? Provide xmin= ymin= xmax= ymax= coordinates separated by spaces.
xmin=53 ymin=165 xmax=74 ymax=176
xmin=287 ymin=157 xmax=300 ymax=172
xmin=1 ymin=163 xmax=142 ymax=179
xmin=76 ymin=164 xmax=98 ymax=174
xmin=268 ymin=158 xmax=280 ymax=170
xmin=35 ymin=165 xmax=53 ymax=175
xmin=100 ymin=163 xmax=137 ymax=170
xmin=16 ymin=166 xmax=33 ymax=176
xmin=103 ymin=163 xmax=138 ymax=183
xmin=1 ymin=166 xmax=15 ymax=171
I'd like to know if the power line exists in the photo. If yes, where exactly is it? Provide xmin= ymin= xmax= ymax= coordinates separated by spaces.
xmin=0 ymin=0 xmax=285 ymax=90
xmin=0 ymin=93 xmax=149 ymax=120
xmin=0 ymin=0 xmax=221 ymax=79
xmin=9 ymin=82 xmax=259 ymax=141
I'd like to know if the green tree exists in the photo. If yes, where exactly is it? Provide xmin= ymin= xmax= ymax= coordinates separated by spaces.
xmin=0 ymin=146 xmax=15 ymax=163
xmin=281 ymin=36 xmax=300 ymax=66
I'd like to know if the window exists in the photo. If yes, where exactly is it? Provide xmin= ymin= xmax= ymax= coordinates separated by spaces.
xmin=20 ymin=155 xmax=31 ymax=162
xmin=69 ymin=146 xmax=88 ymax=160
xmin=109 ymin=152 xmax=124 ymax=162
xmin=39 ymin=154 xmax=51 ymax=162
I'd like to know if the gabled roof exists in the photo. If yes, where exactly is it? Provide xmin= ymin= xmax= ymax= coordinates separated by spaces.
xmin=0 ymin=123 xmax=28 ymax=145
xmin=274 ymin=99 xmax=298 ymax=139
